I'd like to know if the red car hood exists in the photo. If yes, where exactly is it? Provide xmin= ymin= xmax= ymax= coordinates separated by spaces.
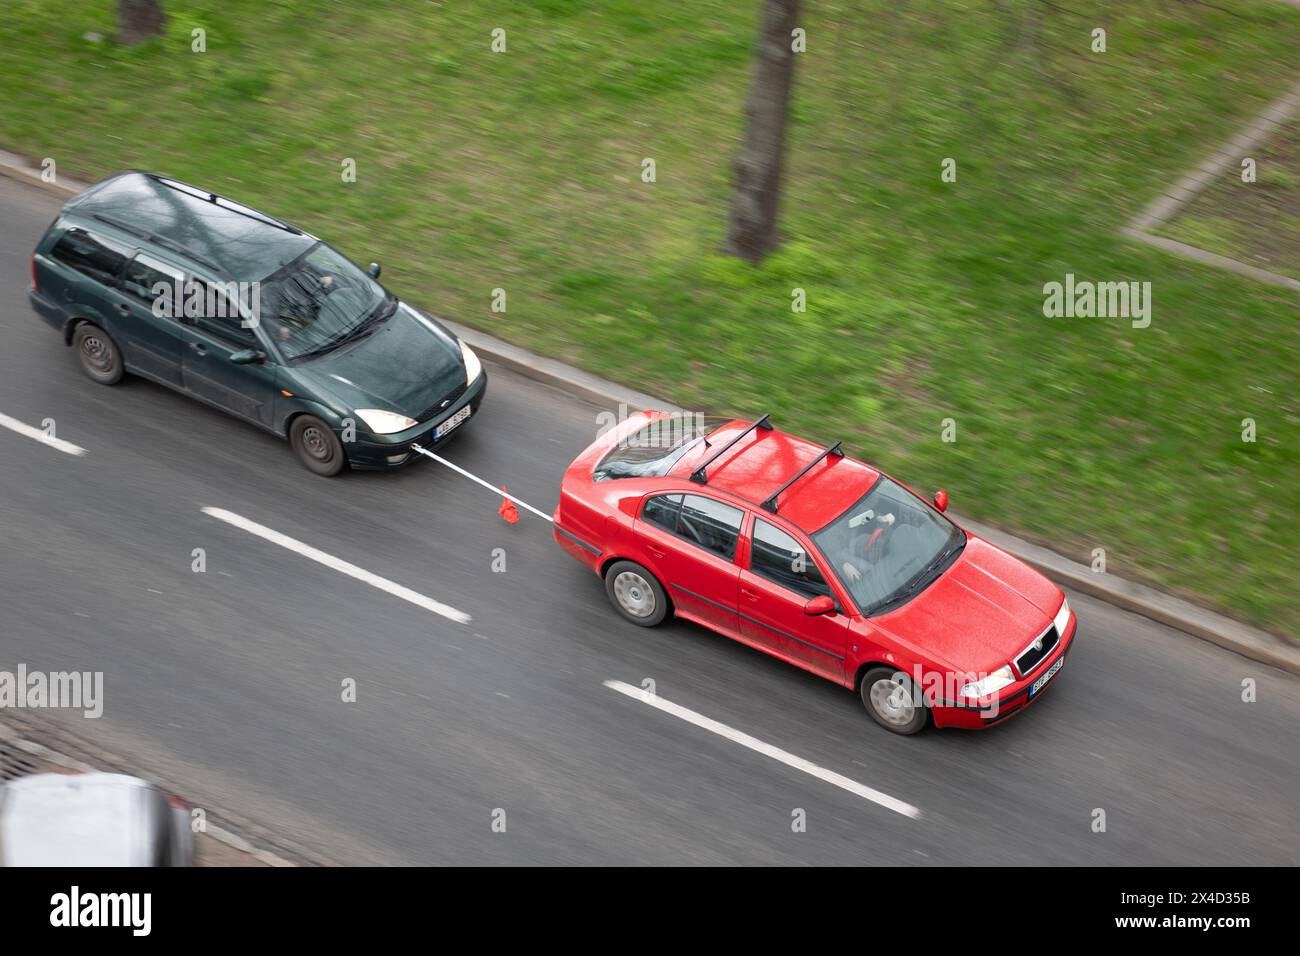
xmin=875 ymin=536 xmax=1061 ymax=674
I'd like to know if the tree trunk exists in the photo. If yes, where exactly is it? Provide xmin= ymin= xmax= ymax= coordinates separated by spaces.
xmin=118 ymin=0 xmax=166 ymax=45
xmin=724 ymin=0 xmax=801 ymax=265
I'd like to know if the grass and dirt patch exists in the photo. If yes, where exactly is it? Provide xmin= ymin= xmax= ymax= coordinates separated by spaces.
xmin=1 ymin=0 xmax=1297 ymax=636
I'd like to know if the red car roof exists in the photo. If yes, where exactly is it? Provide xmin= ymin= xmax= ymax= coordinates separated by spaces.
xmin=666 ymin=418 xmax=881 ymax=532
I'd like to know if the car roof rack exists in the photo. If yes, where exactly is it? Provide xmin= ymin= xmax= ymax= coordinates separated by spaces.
xmin=760 ymin=440 xmax=845 ymax=512
xmin=689 ymin=413 xmax=774 ymax=484
xmin=146 ymin=173 xmax=305 ymax=236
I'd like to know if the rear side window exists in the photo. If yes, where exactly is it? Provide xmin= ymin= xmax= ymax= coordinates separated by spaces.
xmin=750 ymin=519 xmax=833 ymax=600
xmin=50 ymin=227 xmax=127 ymax=285
xmin=677 ymin=495 xmax=744 ymax=560
xmin=121 ymin=254 xmax=182 ymax=307
xmin=641 ymin=493 xmax=743 ymax=561
xmin=643 ymin=493 xmax=682 ymax=534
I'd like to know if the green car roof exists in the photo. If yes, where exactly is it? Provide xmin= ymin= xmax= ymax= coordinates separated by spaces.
xmin=64 ymin=171 xmax=317 ymax=283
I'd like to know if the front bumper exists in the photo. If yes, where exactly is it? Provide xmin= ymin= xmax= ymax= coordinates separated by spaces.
xmin=931 ymin=614 xmax=1078 ymax=730
xmin=345 ymin=370 xmax=487 ymax=469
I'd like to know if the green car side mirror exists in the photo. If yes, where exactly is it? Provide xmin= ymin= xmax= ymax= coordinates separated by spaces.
xmin=229 ymin=349 xmax=265 ymax=365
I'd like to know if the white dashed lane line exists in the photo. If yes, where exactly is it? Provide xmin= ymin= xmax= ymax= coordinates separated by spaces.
xmin=603 ymin=679 xmax=922 ymax=820
xmin=0 ymin=411 xmax=87 ymax=456
xmin=201 ymin=506 xmax=472 ymax=625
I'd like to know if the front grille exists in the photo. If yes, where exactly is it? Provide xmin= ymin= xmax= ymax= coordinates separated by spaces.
xmin=416 ymin=383 xmax=467 ymax=423
xmin=1015 ymin=625 xmax=1059 ymax=676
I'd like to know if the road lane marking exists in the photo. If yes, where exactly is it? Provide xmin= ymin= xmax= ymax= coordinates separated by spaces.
xmin=410 ymin=444 xmax=554 ymax=522
xmin=201 ymin=507 xmax=472 ymax=625
xmin=603 ymin=679 xmax=921 ymax=819
xmin=0 ymin=411 xmax=87 ymax=456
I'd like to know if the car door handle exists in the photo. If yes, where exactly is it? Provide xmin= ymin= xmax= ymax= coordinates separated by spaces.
xmin=189 ymin=342 xmax=207 ymax=355
xmin=115 ymin=303 xmax=130 ymax=313
xmin=740 ymin=587 xmax=761 ymax=602
xmin=646 ymin=544 xmax=666 ymax=559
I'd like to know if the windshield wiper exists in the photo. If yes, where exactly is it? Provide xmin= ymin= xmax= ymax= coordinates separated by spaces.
xmin=292 ymin=296 xmax=396 ymax=362
xmin=862 ymin=539 xmax=966 ymax=617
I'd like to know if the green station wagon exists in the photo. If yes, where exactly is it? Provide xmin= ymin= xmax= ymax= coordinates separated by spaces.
xmin=28 ymin=171 xmax=486 ymax=475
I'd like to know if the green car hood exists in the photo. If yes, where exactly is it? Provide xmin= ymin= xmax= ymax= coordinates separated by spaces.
xmin=292 ymin=302 xmax=465 ymax=419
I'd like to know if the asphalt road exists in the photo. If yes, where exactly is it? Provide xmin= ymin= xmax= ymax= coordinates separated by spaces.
xmin=1 ymin=175 xmax=1297 ymax=866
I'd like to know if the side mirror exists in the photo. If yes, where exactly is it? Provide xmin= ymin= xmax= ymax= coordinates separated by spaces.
xmin=804 ymin=595 xmax=836 ymax=616
xmin=229 ymin=348 xmax=264 ymax=365
xmin=367 ymin=262 xmax=382 ymax=279
xmin=934 ymin=488 xmax=949 ymax=512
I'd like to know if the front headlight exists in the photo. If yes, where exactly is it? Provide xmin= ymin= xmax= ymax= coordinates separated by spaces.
xmin=960 ymin=665 xmax=1015 ymax=699
xmin=354 ymin=408 xmax=419 ymax=435
xmin=460 ymin=340 xmax=482 ymax=385
xmin=1053 ymin=597 xmax=1072 ymax=636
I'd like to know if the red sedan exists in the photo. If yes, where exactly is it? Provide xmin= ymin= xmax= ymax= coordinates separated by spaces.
xmin=553 ymin=411 xmax=1077 ymax=735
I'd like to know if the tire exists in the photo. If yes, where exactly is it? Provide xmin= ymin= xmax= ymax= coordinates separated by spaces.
xmin=289 ymin=415 xmax=347 ymax=476
xmin=72 ymin=322 xmax=124 ymax=385
xmin=860 ymin=666 xmax=928 ymax=735
xmin=604 ymin=560 xmax=669 ymax=627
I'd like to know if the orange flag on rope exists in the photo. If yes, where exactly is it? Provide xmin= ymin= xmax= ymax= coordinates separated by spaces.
xmin=498 ymin=486 xmax=520 ymax=525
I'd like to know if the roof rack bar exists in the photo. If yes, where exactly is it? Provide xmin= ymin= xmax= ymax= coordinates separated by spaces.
xmin=760 ymin=440 xmax=845 ymax=512
xmin=689 ymin=413 xmax=774 ymax=484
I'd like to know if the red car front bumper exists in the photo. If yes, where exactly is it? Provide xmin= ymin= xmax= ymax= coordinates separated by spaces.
xmin=931 ymin=614 xmax=1078 ymax=729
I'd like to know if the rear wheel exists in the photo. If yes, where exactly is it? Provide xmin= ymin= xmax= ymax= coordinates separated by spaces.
xmin=604 ymin=560 xmax=669 ymax=627
xmin=289 ymin=415 xmax=346 ymax=476
xmin=860 ymin=666 xmax=927 ymax=735
xmin=72 ymin=322 xmax=124 ymax=385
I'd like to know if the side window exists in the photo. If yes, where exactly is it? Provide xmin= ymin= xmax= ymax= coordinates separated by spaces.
xmin=50 ymin=227 xmax=127 ymax=285
xmin=121 ymin=254 xmax=183 ymax=310
xmin=750 ymin=519 xmax=833 ymax=600
xmin=642 ymin=494 xmax=682 ymax=534
xmin=675 ymin=494 xmax=744 ymax=561
xmin=191 ymin=281 xmax=256 ymax=347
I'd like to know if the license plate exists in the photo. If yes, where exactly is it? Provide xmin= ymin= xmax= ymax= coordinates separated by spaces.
xmin=434 ymin=405 xmax=471 ymax=440
xmin=1029 ymin=655 xmax=1064 ymax=696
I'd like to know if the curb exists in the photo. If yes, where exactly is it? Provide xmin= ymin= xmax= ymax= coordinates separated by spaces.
xmin=1 ymin=152 xmax=1295 ymax=676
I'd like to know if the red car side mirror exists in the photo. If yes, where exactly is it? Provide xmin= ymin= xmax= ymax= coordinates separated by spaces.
xmin=804 ymin=595 xmax=836 ymax=616
xmin=934 ymin=488 xmax=949 ymax=512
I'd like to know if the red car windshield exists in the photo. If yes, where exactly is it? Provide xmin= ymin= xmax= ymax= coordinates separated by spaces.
xmin=593 ymin=415 xmax=729 ymax=481
xmin=813 ymin=477 xmax=964 ymax=615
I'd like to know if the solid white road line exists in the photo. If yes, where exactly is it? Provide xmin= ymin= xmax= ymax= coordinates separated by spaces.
xmin=202 ymin=507 xmax=472 ymax=625
xmin=603 ymin=680 xmax=922 ymax=819
xmin=0 ymin=411 xmax=87 ymax=456
xmin=410 ymin=444 xmax=554 ymax=522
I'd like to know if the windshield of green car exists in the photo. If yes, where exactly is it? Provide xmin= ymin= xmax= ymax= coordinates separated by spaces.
xmin=258 ymin=243 xmax=389 ymax=360
xmin=812 ymin=476 xmax=965 ymax=615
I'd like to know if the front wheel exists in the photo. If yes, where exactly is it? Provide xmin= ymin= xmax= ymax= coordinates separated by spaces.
xmin=289 ymin=415 xmax=347 ymax=476
xmin=860 ymin=666 xmax=928 ymax=735
xmin=604 ymin=560 xmax=669 ymax=627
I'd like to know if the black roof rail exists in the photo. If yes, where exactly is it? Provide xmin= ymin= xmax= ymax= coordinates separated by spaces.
xmin=760 ymin=440 xmax=845 ymax=512
xmin=689 ymin=413 xmax=774 ymax=484
xmin=146 ymin=173 xmax=305 ymax=236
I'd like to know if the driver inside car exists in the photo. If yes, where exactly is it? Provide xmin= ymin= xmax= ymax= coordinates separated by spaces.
xmin=839 ymin=508 xmax=896 ymax=583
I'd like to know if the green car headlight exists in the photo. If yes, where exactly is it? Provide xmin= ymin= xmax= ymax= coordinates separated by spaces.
xmin=461 ymin=340 xmax=482 ymax=386
xmin=354 ymin=408 xmax=419 ymax=435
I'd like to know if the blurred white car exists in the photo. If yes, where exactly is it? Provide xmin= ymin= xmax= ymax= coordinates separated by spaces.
xmin=0 ymin=772 xmax=194 ymax=866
